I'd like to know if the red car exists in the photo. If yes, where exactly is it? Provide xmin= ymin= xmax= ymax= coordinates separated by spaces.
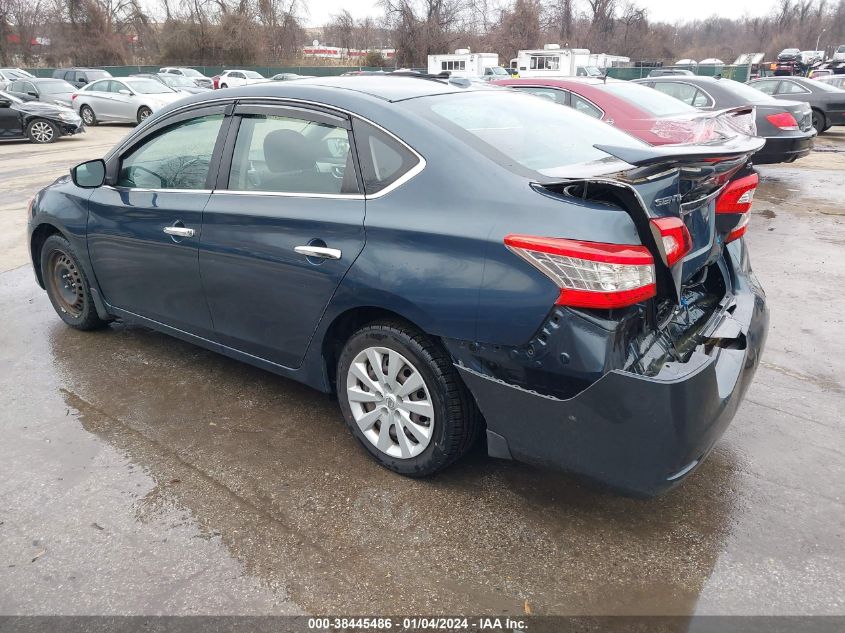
xmin=492 ymin=77 xmax=760 ymax=242
xmin=492 ymin=77 xmax=744 ymax=145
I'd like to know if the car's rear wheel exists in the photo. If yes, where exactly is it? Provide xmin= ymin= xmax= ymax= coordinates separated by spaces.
xmin=812 ymin=109 xmax=826 ymax=133
xmin=137 ymin=106 xmax=152 ymax=124
xmin=80 ymin=105 xmax=97 ymax=126
xmin=40 ymin=235 xmax=107 ymax=331
xmin=337 ymin=321 xmax=480 ymax=476
xmin=26 ymin=119 xmax=58 ymax=144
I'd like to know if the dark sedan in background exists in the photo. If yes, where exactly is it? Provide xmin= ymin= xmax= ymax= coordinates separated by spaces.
xmin=0 ymin=90 xmax=83 ymax=143
xmin=634 ymin=75 xmax=815 ymax=163
xmin=27 ymin=77 xmax=768 ymax=496
xmin=4 ymin=78 xmax=77 ymax=108
xmin=747 ymin=76 xmax=845 ymax=133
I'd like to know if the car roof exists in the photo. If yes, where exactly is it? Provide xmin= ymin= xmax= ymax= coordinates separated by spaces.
xmin=285 ymin=75 xmax=493 ymax=102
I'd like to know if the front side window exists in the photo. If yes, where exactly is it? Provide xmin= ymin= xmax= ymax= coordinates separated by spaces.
xmin=351 ymin=119 xmax=420 ymax=195
xmin=227 ymin=114 xmax=358 ymax=195
xmin=118 ymin=114 xmax=224 ymax=189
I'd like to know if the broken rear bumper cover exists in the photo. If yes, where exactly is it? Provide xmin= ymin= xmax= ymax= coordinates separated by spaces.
xmin=456 ymin=240 xmax=769 ymax=496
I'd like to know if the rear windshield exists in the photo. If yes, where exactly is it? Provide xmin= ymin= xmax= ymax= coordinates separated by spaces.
xmin=39 ymin=80 xmax=75 ymax=94
xmin=721 ymin=79 xmax=781 ymax=104
xmin=243 ymin=71 xmax=264 ymax=79
xmin=407 ymin=90 xmax=644 ymax=179
xmin=181 ymin=68 xmax=203 ymax=77
xmin=87 ymin=70 xmax=111 ymax=80
xmin=810 ymin=80 xmax=842 ymax=92
xmin=601 ymin=82 xmax=697 ymax=116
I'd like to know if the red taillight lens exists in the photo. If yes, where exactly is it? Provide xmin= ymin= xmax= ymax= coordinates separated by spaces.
xmin=725 ymin=214 xmax=750 ymax=243
xmin=504 ymin=235 xmax=656 ymax=309
xmin=649 ymin=217 xmax=692 ymax=267
xmin=716 ymin=173 xmax=758 ymax=213
xmin=766 ymin=112 xmax=799 ymax=130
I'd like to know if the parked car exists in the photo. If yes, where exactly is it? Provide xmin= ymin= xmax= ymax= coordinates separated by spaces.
xmin=648 ymin=68 xmax=695 ymax=77
xmin=217 ymin=70 xmax=267 ymax=88
xmin=5 ymin=78 xmax=77 ymax=108
xmin=818 ymin=75 xmax=845 ymax=89
xmin=131 ymin=72 xmax=212 ymax=94
xmin=833 ymin=45 xmax=845 ymax=63
xmin=72 ymin=77 xmax=186 ymax=125
xmin=0 ymin=90 xmax=83 ymax=143
xmin=27 ymin=77 xmax=768 ymax=496
xmin=634 ymin=75 xmax=815 ymax=163
xmin=159 ymin=67 xmax=214 ymax=89
xmin=0 ymin=67 xmax=34 ymax=90
xmin=777 ymin=48 xmax=801 ymax=62
xmin=808 ymin=68 xmax=834 ymax=79
xmin=270 ymin=73 xmax=315 ymax=81
xmin=481 ymin=66 xmax=510 ymax=81
xmin=52 ymin=67 xmax=112 ymax=89
xmin=747 ymin=75 xmax=845 ymax=132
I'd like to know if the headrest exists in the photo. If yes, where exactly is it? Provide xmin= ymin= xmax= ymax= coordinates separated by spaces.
xmin=263 ymin=129 xmax=317 ymax=173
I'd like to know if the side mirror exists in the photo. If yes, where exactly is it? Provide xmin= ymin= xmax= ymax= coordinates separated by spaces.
xmin=71 ymin=159 xmax=106 ymax=188
xmin=118 ymin=89 xmax=132 ymax=96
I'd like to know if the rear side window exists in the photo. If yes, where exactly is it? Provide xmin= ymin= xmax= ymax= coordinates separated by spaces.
xmin=352 ymin=120 xmax=420 ymax=195
xmin=652 ymin=82 xmax=711 ymax=107
xmin=779 ymin=81 xmax=810 ymax=95
xmin=118 ymin=114 xmax=224 ymax=189
xmin=752 ymin=80 xmax=779 ymax=95
xmin=571 ymin=94 xmax=602 ymax=118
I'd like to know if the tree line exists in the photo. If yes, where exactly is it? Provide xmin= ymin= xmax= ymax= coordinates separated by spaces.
xmin=1 ymin=0 xmax=845 ymax=68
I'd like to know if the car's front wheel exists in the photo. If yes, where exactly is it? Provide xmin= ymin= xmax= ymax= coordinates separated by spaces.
xmin=220 ymin=83 xmax=228 ymax=89
xmin=40 ymin=235 xmax=108 ymax=331
xmin=80 ymin=105 xmax=97 ymax=126
xmin=137 ymin=106 xmax=152 ymax=124
xmin=27 ymin=119 xmax=57 ymax=144
xmin=337 ymin=321 xmax=480 ymax=476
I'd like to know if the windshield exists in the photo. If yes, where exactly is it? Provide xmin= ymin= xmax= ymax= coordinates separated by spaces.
xmin=408 ymin=90 xmax=644 ymax=179
xmin=39 ymin=80 xmax=75 ymax=94
xmin=124 ymin=79 xmax=176 ymax=94
xmin=602 ymin=82 xmax=697 ymax=116
xmin=487 ymin=67 xmax=508 ymax=76
xmin=181 ymin=68 xmax=203 ymax=77
xmin=160 ymin=75 xmax=194 ymax=87
xmin=243 ymin=71 xmax=264 ymax=79
xmin=0 ymin=90 xmax=23 ymax=104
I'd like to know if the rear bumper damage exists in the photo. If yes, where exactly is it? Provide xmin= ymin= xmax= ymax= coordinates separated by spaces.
xmin=454 ymin=240 xmax=768 ymax=496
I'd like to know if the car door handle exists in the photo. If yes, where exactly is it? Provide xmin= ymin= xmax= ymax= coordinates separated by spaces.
xmin=294 ymin=245 xmax=341 ymax=260
xmin=163 ymin=226 xmax=195 ymax=238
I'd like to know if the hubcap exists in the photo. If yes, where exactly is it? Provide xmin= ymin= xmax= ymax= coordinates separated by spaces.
xmin=47 ymin=251 xmax=84 ymax=317
xmin=139 ymin=108 xmax=151 ymax=120
xmin=346 ymin=346 xmax=434 ymax=459
xmin=82 ymin=108 xmax=93 ymax=124
xmin=31 ymin=121 xmax=53 ymax=142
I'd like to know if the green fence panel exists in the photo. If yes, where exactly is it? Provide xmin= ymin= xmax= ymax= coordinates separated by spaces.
xmin=606 ymin=64 xmax=750 ymax=82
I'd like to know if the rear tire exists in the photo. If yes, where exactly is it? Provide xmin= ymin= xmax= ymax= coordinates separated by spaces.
xmin=137 ymin=106 xmax=152 ymax=124
xmin=40 ymin=235 xmax=107 ymax=331
xmin=812 ymin=109 xmax=826 ymax=133
xmin=26 ymin=119 xmax=57 ymax=144
xmin=336 ymin=321 xmax=481 ymax=476
xmin=80 ymin=105 xmax=97 ymax=126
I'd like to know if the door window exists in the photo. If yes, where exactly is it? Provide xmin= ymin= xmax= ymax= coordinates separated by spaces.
xmin=118 ymin=114 xmax=224 ymax=189
xmin=351 ymin=120 xmax=420 ymax=195
xmin=779 ymin=80 xmax=811 ymax=95
xmin=515 ymin=87 xmax=568 ymax=105
xmin=227 ymin=114 xmax=358 ymax=195
xmin=653 ymin=82 xmax=711 ymax=107
xmin=571 ymin=94 xmax=603 ymax=118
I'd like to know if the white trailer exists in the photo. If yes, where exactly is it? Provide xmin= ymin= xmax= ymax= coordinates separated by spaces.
xmin=512 ymin=44 xmax=592 ymax=77
xmin=427 ymin=49 xmax=500 ymax=78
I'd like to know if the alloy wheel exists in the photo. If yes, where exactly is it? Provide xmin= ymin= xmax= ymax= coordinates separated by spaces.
xmin=30 ymin=121 xmax=54 ymax=143
xmin=138 ymin=107 xmax=152 ymax=122
xmin=81 ymin=107 xmax=94 ymax=125
xmin=46 ymin=250 xmax=85 ymax=317
xmin=346 ymin=346 xmax=435 ymax=459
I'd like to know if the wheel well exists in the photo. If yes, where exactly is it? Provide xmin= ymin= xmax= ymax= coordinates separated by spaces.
xmin=322 ymin=307 xmax=419 ymax=390
xmin=30 ymin=223 xmax=63 ymax=287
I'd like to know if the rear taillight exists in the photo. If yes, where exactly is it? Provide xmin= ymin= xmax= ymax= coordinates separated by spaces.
xmin=766 ymin=112 xmax=799 ymax=130
xmin=716 ymin=173 xmax=759 ymax=213
xmin=504 ymin=235 xmax=656 ymax=309
xmin=725 ymin=214 xmax=750 ymax=243
xmin=649 ymin=217 xmax=692 ymax=267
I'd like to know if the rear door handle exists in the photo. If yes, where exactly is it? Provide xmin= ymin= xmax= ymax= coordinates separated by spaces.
xmin=294 ymin=245 xmax=342 ymax=260
xmin=163 ymin=226 xmax=195 ymax=238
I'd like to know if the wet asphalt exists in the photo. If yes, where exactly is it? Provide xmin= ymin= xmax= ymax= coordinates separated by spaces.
xmin=0 ymin=127 xmax=843 ymax=616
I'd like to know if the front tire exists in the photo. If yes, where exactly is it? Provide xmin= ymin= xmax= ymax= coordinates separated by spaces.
xmin=337 ymin=321 xmax=480 ymax=476
xmin=80 ymin=105 xmax=97 ymax=126
xmin=40 ymin=235 xmax=107 ymax=331
xmin=220 ymin=83 xmax=228 ymax=89
xmin=27 ymin=119 xmax=57 ymax=144
xmin=137 ymin=106 xmax=152 ymax=124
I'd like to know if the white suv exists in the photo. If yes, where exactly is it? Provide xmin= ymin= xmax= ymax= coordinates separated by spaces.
xmin=833 ymin=45 xmax=845 ymax=63
xmin=159 ymin=67 xmax=213 ymax=89
xmin=217 ymin=70 xmax=267 ymax=89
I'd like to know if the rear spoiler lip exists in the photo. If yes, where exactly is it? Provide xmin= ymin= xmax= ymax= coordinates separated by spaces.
xmin=593 ymin=137 xmax=766 ymax=168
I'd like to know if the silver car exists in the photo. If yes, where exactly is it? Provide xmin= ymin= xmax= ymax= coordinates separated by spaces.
xmin=72 ymin=77 xmax=186 ymax=125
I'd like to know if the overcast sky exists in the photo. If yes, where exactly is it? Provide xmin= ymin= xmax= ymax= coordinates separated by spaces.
xmin=303 ymin=0 xmax=777 ymax=28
